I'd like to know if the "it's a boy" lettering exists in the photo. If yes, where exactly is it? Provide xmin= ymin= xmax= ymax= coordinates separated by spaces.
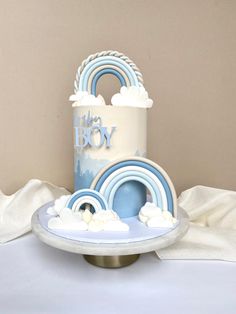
xmin=74 ymin=126 xmax=116 ymax=148
xmin=74 ymin=111 xmax=116 ymax=149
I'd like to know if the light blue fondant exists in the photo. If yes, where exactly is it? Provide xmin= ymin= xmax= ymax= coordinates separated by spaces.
xmin=74 ymin=153 xmax=108 ymax=191
xmin=107 ymin=175 xmax=158 ymax=209
xmin=74 ymin=152 xmax=148 ymax=218
xmin=79 ymin=56 xmax=140 ymax=91
xmin=112 ymin=181 xmax=146 ymax=218
xmin=102 ymin=170 xmax=162 ymax=208
xmin=74 ymin=126 xmax=116 ymax=149
xmin=67 ymin=189 xmax=108 ymax=211
xmin=91 ymin=68 xmax=126 ymax=95
xmin=74 ymin=158 xmax=94 ymax=191
xmin=75 ymin=162 xmax=146 ymax=217
xmin=93 ymin=160 xmax=174 ymax=215
xmin=80 ymin=57 xmax=138 ymax=90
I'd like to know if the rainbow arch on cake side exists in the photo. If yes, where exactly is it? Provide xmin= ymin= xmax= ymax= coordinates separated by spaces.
xmin=90 ymin=157 xmax=177 ymax=217
xmin=66 ymin=189 xmax=109 ymax=212
xmin=74 ymin=51 xmax=144 ymax=95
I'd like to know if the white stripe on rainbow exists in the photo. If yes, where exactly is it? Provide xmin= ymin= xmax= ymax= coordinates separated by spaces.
xmin=74 ymin=51 xmax=143 ymax=95
xmin=90 ymin=157 xmax=177 ymax=217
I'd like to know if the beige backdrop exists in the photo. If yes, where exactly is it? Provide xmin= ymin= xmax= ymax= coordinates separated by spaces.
xmin=0 ymin=0 xmax=235 ymax=195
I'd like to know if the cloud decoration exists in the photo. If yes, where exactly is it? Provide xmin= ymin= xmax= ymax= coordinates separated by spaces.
xmin=69 ymin=86 xmax=153 ymax=108
xmin=88 ymin=209 xmax=129 ymax=232
xmin=139 ymin=202 xmax=177 ymax=228
xmin=111 ymin=86 xmax=153 ymax=108
xmin=48 ymin=208 xmax=87 ymax=231
xmin=47 ymin=195 xmax=71 ymax=215
xmin=69 ymin=91 xmax=106 ymax=107
xmin=47 ymin=202 xmax=129 ymax=232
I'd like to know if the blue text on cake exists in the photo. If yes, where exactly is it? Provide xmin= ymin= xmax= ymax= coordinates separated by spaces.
xmin=74 ymin=111 xmax=116 ymax=149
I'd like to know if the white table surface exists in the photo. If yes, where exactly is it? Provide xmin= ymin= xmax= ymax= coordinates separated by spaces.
xmin=0 ymin=233 xmax=236 ymax=314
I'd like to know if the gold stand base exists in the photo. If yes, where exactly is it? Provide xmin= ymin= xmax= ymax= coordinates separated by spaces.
xmin=84 ymin=254 xmax=140 ymax=268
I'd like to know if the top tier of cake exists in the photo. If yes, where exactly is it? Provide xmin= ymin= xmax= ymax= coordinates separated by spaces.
xmin=69 ymin=51 xmax=154 ymax=218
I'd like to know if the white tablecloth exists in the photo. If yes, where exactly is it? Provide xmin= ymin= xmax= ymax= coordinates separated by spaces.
xmin=0 ymin=234 xmax=236 ymax=314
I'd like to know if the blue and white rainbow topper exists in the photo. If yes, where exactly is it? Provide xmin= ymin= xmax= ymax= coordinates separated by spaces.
xmin=73 ymin=51 xmax=143 ymax=96
xmin=90 ymin=157 xmax=177 ymax=218
xmin=66 ymin=189 xmax=109 ymax=213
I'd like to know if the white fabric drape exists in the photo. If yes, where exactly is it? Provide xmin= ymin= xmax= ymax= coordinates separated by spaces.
xmin=0 ymin=179 xmax=70 ymax=243
xmin=158 ymin=185 xmax=236 ymax=261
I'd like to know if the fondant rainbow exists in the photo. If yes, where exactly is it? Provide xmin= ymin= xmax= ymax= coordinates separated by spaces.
xmin=74 ymin=51 xmax=143 ymax=95
xmin=66 ymin=189 xmax=108 ymax=213
xmin=91 ymin=157 xmax=177 ymax=217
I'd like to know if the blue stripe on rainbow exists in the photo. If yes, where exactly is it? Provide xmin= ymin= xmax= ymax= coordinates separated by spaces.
xmin=92 ymin=159 xmax=176 ymax=216
xmin=102 ymin=170 xmax=162 ymax=208
xmin=91 ymin=68 xmax=126 ymax=95
xmin=66 ymin=189 xmax=108 ymax=212
xmin=78 ymin=56 xmax=141 ymax=95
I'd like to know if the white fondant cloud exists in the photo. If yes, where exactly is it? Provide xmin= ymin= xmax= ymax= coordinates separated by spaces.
xmin=48 ymin=208 xmax=87 ymax=231
xmin=47 ymin=201 xmax=129 ymax=232
xmin=92 ymin=209 xmax=119 ymax=223
xmin=88 ymin=209 xmax=129 ymax=232
xmin=70 ymin=86 xmax=153 ymax=108
xmin=47 ymin=206 xmax=57 ymax=215
xmin=139 ymin=202 xmax=177 ymax=228
xmin=46 ymin=195 xmax=71 ymax=215
xmin=70 ymin=91 xmax=106 ymax=107
xmin=111 ymin=86 xmax=153 ymax=108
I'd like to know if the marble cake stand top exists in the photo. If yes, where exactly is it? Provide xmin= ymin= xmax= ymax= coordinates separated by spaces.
xmin=31 ymin=202 xmax=189 ymax=256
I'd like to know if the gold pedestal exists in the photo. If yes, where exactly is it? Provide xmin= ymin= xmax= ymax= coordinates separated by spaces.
xmin=84 ymin=254 xmax=140 ymax=268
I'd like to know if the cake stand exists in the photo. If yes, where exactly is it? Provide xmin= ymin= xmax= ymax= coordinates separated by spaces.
xmin=31 ymin=202 xmax=189 ymax=268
